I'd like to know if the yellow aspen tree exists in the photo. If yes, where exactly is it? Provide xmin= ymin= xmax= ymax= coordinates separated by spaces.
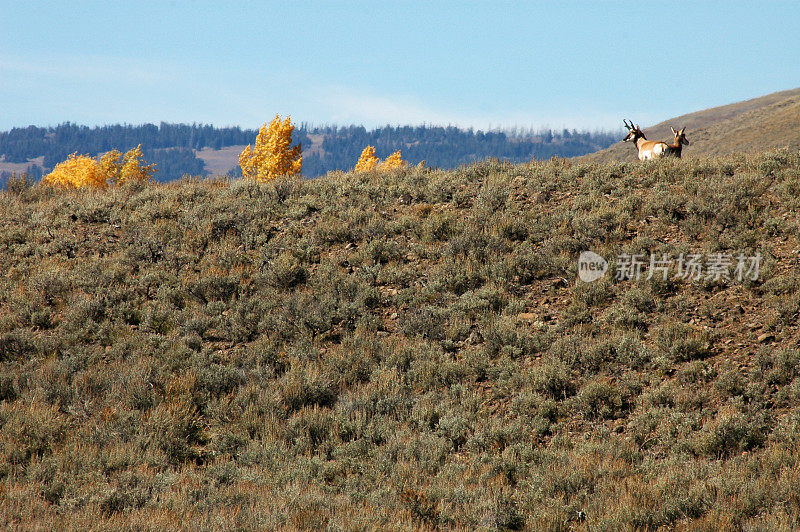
xmin=355 ymin=145 xmax=380 ymax=172
xmin=118 ymin=144 xmax=156 ymax=184
xmin=381 ymin=150 xmax=407 ymax=171
xmin=43 ymin=153 xmax=107 ymax=189
xmin=98 ymin=149 xmax=123 ymax=184
xmin=239 ymin=115 xmax=302 ymax=182
xmin=44 ymin=147 xmax=156 ymax=190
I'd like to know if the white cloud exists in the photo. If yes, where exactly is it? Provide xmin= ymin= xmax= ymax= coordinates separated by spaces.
xmin=312 ymin=85 xmax=623 ymax=131
xmin=316 ymin=86 xmax=458 ymax=127
xmin=1 ymin=53 xmax=173 ymax=86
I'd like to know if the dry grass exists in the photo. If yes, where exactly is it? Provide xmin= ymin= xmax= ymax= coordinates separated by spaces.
xmin=1 ymin=151 xmax=800 ymax=529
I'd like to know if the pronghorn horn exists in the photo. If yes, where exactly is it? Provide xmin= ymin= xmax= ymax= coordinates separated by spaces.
xmin=623 ymin=119 xmax=633 ymax=130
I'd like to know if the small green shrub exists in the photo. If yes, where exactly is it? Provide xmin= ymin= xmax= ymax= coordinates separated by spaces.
xmin=653 ymin=321 xmax=711 ymax=362
xmin=693 ymin=404 xmax=767 ymax=457
xmin=576 ymin=378 xmax=624 ymax=420
xmin=279 ymin=360 xmax=338 ymax=412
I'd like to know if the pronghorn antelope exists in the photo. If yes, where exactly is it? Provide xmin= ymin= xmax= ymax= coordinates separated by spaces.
xmin=622 ymin=119 xmax=669 ymax=161
xmin=665 ymin=126 xmax=689 ymax=158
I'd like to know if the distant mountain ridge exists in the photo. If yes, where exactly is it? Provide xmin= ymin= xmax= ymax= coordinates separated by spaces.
xmin=581 ymin=87 xmax=800 ymax=163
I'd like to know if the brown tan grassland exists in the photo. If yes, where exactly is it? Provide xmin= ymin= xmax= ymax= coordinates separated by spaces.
xmin=1 ymin=150 xmax=800 ymax=529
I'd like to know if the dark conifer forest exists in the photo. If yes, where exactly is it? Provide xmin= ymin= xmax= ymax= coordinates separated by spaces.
xmin=0 ymin=122 xmax=618 ymax=184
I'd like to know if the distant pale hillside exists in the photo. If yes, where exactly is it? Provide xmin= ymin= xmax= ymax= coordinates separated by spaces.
xmin=581 ymin=87 xmax=800 ymax=163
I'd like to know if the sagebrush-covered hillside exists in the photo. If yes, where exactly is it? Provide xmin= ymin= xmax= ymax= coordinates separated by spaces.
xmin=1 ymin=151 xmax=800 ymax=529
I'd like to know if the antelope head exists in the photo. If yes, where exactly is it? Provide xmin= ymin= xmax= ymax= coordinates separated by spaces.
xmin=671 ymin=126 xmax=689 ymax=146
xmin=622 ymin=119 xmax=646 ymax=143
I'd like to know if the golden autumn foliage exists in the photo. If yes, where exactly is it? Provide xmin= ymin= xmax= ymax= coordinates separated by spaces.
xmin=354 ymin=147 xmax=407 ymax=173
xmin=239 ymin=115 xmax=303 ymax=182
xmin=97 ymin=149 xmax=123 ymax=182
xmin=44 ymin=145 xmax=156 ymax=190
xmin=381 ymin=150 xmax=407 ymax=170
xmin=44 ymin=153 xmax=108 ymax=189
xmin=355 ymin=146 xmax=380 ymax=172
xmin=118 ymin=144 xmax=157 ymax=185
xmin=97 ymin=145 xmax=156 ymax=185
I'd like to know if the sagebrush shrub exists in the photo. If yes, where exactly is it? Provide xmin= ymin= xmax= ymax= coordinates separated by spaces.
xmin=0 ymin=151 xmax=799 ymax=528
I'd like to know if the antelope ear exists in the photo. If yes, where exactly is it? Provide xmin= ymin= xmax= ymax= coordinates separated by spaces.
xmin=671 ymin=127 xmax=677 ymax=135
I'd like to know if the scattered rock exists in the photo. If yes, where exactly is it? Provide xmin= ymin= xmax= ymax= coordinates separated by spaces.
xmin=758 ymin=332 xmax=775 ymax=344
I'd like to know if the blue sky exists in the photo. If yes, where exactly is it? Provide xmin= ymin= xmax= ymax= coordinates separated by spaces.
xmin=2 ymin=1 xmax=799 ymax=131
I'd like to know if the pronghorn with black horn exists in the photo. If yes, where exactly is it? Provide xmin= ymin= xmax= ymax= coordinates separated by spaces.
xmin=622 ymin=119 xmax=669 ymax=161
xmin=665 ymin=126 xmax=689 ymax=158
